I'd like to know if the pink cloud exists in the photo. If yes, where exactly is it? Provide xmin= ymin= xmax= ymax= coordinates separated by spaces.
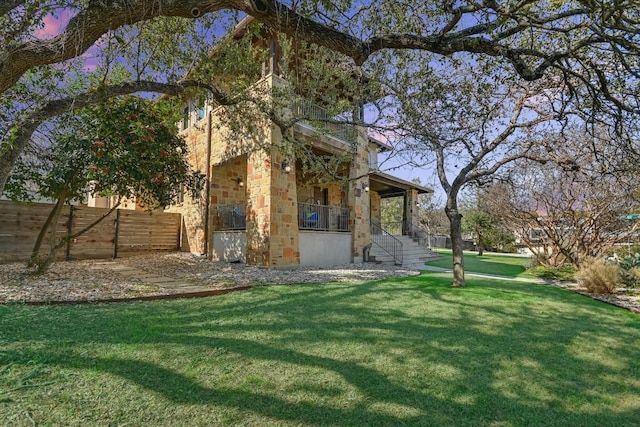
xmin=34 ymin=9 xmax=73 ymax=39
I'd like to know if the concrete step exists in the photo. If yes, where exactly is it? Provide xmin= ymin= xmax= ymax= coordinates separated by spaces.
xmin=369 ymin=234 xmax=442 ymax=266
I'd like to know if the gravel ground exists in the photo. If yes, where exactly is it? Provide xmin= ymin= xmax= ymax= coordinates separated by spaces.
xmin=0 ymin=252 xmax=420 ymax=303
xmin=1 ymin=253 xmax=638 ymax=314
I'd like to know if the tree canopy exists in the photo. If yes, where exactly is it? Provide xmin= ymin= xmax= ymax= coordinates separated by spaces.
xmin=2 ymin=1 xmax=640 ymax=195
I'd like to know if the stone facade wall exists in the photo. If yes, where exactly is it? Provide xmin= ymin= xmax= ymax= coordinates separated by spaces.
xmin=245 ymin=143 xmax=300 ymax=266
xmin=267 ymin=148 xmax=300 ymax=266
xmin=210 ymin=155 xmax=247 ymax=227
xmin=246 ymin=149 xmax=272 ymax=265
xmin=326 ymin=182 xmax=346 ymax=207
xmin=295 ymin=175 xmax=347 ymax=207
xmin=165 ymin=122 xmax=209 ymax=254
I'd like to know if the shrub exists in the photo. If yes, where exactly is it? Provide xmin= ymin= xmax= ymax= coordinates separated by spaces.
xmin=618 ymin=253 xmax=640 ymax=288
xmin=576 ymin=259 xmax=619 ymax=294
xmin=615 ymin=245 xmax=640 ymax=258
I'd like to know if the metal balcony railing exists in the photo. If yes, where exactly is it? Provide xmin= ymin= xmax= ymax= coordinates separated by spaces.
xmin=291 ymin=99 xmax=356 ymax=143
xmin=216 ymin=203 xmax=246 ymax=231
xmin=298 ymin=202 xmax=350 ymax=232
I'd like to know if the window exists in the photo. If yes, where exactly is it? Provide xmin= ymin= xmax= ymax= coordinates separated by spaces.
xmin=196 ymin=97 xmax=206 ymax=121
xmin=182 ymin=106 xmax=190 ymax=130
xmin=176 ymin=183 xmax=185 ymax=205
xmin=368 ymin=149 xmax=378 ymax=170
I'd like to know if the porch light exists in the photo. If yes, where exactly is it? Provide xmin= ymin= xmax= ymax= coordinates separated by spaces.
xmin=281 ymin=161 xmax=292 ymax=174
xmin=236 ymin=177 xmax=244 ymax=187
xmin=362 ymin=182 xmax=369 ymax=193
xmin=416 ymin=201 xmax=420 ymax=207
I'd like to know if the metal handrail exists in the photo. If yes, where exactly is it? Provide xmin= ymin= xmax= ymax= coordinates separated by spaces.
xmin=382 ymin=220 xmax=433 ymax=247
xmin=403 ymin=220 xmax=431 ymax=249
xmin=381 ymin=221 xmax=404 ymax=236
xmin=370 ymin=221 xmax=403 ymax=265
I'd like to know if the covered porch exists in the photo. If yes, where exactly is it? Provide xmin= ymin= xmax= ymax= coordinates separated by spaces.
xmin=368 ymin=170 xmax=433 ymax=235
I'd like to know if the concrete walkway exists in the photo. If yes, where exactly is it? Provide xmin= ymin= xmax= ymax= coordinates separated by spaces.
xmin=106 ymin=263 xmax=221 ymax=294
xmin=408 ymin=264 xmax=554 ymax=284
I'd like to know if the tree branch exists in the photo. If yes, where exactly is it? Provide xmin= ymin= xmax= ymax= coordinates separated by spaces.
xmin=0 ymin=0 xmax=25 ymax=17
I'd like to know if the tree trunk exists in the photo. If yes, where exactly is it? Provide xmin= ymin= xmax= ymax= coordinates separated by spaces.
xmin=446 ymin=204 xmax=465 ymax=287
xmin=29 ymin=191 xmax=67 ymax=268
xmin=29 ymin=189 xmax=68 ymax=273
xmin=477 ymin=233 xmax=484 ymax=256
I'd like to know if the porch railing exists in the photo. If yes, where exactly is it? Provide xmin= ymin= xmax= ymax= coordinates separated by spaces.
xmin=370 ymin=221 xmax=403 ymax=265
xmin=298 ymin=202 xmax=350 ymax=232
xmin=216 ymin=203 xmax=246 ymax=231
xmin=291 ymin=98 xmax=356 ymax=143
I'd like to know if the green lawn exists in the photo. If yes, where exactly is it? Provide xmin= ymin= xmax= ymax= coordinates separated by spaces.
xmin=427 ymin=249 xmax=535 ymax=278
xmin=1 ymin=273 xmax=639 ymax=426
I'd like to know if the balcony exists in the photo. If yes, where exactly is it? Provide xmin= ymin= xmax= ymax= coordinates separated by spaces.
xmin=291 ymin=99 xmax=356 ymax=144
xmin=298 ymin=202 xmax=350 ymax=232
xmin=216 ymin=203 xmax=246 ymax=231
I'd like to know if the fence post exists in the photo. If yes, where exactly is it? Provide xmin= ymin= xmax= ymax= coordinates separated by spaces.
xmin=113 ymin=209 xmax=120 ymax=259
xmin=65 ymin=205 xmax=74 ymax=261
xmin=178 ymin=213 xmax=183 ymax=251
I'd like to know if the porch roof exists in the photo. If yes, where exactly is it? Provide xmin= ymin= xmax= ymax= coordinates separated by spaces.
xmin=368 ymin=171 xmax=433 ymax=198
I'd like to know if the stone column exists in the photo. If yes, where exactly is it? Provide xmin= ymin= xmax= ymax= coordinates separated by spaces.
xmin=348 ymin=128 xmax=371 ymax=263
xmin=246 ymin=149 xmax=271 ymax=265
xmin=404 ymin=188 xmax=419 ymax=235
xmin=245 ymin=146 xmax=299 ymax=266
xmin=268 ymin=148 xmax=300 ymax=266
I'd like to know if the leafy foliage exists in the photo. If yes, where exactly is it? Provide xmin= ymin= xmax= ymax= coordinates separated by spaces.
xmin=528 ymin=264 xmax=576 ymax=281
xmin=462 ymin=207 xmax=514 ymax=254
xmin=618 ymin=253 xmax=640 ymax=288
xmin=7 ymin=96 xmax=203 ymax=209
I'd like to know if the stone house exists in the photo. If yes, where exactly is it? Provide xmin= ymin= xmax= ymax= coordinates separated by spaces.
xmin=166 ymin=18 xmax=433 ymax=267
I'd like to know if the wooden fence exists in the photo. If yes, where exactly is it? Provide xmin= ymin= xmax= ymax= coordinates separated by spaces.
xmin=0 ymin=200 xmax=181 ymax=263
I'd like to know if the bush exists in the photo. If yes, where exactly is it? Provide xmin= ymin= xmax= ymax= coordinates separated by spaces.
xmin=614 ymin=245 xmax=640 ymax=258
xmin=576 ymin=259 xmax=619 ymax=294
xmin=618 ymin=253 xmax=640 ymax=288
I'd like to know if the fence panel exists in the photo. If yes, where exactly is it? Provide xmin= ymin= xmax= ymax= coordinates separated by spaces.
xmin=0 ymin=201 xmax=181 ymax=263
xmin=68 ymin=206 xmax=117 ymax=260
xmin=116 ymin=210 xmax=181 ymax=255
xmin=0 ymin=201 xmax=68 ymax=262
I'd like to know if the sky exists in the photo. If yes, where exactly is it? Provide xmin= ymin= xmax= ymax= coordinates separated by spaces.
xmin=33 ymin=8 xmax=99 ymax=71
xmin=34 ymin=10 xmax=71 ymax=38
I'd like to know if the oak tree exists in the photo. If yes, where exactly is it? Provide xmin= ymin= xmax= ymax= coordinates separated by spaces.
xmin=3 ymin=1 xmax=640 ymax=197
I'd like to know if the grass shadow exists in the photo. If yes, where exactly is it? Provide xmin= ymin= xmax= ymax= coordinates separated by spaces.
xmin=1 ymin=274 xmax=639 ymax=425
